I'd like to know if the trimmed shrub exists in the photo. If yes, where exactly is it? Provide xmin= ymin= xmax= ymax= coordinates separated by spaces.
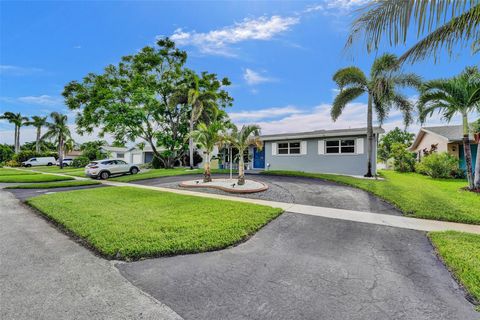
xmin=151 ymin=155 xmax=164 ymax=169
xmin=5 ymin=159 xmax=21 ymax=167
xmin=71 ymin=156 xmax=90 ymax=168
xmin=391 ymin=143 xmax=416 ymax=172
xmin=415 ymin=152 xmax=461 ymax=178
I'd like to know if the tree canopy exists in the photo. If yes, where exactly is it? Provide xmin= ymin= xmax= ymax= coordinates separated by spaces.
xmin=63 ymin=38 xmax=232 ymax=168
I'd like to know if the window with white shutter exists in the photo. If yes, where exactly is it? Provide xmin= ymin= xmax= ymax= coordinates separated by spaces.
xmin=271 ymin=142 xmax=277 ymax=155
xmin=356 ymin=138 xmax=364 ymax=154
xmin=318 ymin=140 xmax=325 ymax=154
xmin=300 ymin=141 xmax=307 ymax=155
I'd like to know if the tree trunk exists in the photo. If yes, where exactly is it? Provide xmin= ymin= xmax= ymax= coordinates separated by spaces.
xmin=14 ymin=125 xmax=19 ymax=153
xmin=365 ymin=94 xmax=373 ymax=177
xmin=238 ymin=156 xmax=245 ymax=185
xmin=474 ymin=142 xmax=480 ymax=190
xmin=36 ymin=127 xmax=41 ymax=153
xmin=59 ymin=137 xmax=64 ymax=169
xmin=462 ymin=114 xmax=474 ymax=190
xmin=203 ymin=152 xmax=211 ymax=182
xmin=189 ymin=120 xmax=194 ymax=169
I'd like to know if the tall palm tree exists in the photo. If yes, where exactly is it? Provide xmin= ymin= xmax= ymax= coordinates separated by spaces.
xmin=347 ymin=0 xmax=480 ymax=63
xmin=42 ymin=112 xmax=72 ymax=169
xmin=189 ymin=120 xmax=228 ymax=182
xmin=227 ymin=124 xmax=262 ymax=185
xmin=0 ymin=112 xmax=29 ymax=153
xmin=26 ymin=116 xmax=47 ymax=153
xmin=418 ymin=66 xmax=480 ymax=190
xmin=332 ymin=54 xmax=421 ymax=176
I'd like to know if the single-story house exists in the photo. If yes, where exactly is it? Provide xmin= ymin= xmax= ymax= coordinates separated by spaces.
xmin=409 ymin=125 xmax=478 ymax=172
xmin=246 ymin=127 xmax=384 ymax=176
xmin=100 ymin=145 xmax=157 ymax=165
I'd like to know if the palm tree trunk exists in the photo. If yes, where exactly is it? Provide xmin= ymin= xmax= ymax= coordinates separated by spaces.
xmin=189 ymin=119 xmax=194 ymax=169
xmin=14 ymin=125 xmax=19 ymax=153
xmin=365 ymin=94 xmax=373 ymax=177
xmin=59 ymin=137 xmax=64 ymax=169
xmin=36 ymin=127 xmax=41 ymax=153
xmin=474 ymin=142 xmax=480 ymax=189
xmin=462 ymin=114 xmax=474 ymax=190
xmin=203 ymin=152 xmax=211 ymax=182
xmin=238 ymin=155 xmax=245 ymax=185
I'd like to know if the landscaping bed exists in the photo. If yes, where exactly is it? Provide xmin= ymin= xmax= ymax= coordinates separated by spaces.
xmin=110 ymin=168 xmax=235 ymax=182
xmin=27 ymin=186 xmax=283 ymax=260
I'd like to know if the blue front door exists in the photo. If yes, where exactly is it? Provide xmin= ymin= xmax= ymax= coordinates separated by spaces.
xmin=253 ymin=147 xmax=265 ymax=169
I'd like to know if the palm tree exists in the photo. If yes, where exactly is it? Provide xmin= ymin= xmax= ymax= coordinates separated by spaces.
xmin=189 ymin=120 xmax=228 ymax=182
xmin=26 ymin=116 xmax=47 ymax=153
xmin=227 ymin=124 xmax=262 ymax=185
xmin=332 ymin=54 xmax=421 ymax=176
xmin=347 ymin=1 xmax=480 ymax=63
xmin=42 ymin=112 xmax=72 ymax=169
xmin=0 ymin=112 xmax=29 ymax=153
xmin=418 ymin=66 xmax=480 ymax=190
xmin=471 ymin=119 xmax=480 ymax=189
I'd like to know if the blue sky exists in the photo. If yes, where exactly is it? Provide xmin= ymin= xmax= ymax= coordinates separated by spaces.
xmin=0 ymin=0 xmax=478 ymax=144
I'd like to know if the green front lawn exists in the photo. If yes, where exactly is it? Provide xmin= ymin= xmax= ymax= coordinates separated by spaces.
xmin=5 ymin=180 xmax=100 ymax=189
xmin=0 ymin=173 xmax=74 ymax=183
xmin=27 ymin=186 xmax=283 ymax=260
xmin=264 ymin=170 xmax=480 ymax=225
xmin=19 ymin=165 xmax=87 ymax=177
xmin=0 ymin=168 xmax=40 ymax=176
xmin=429 ymin=231 xmax=480 ymax=305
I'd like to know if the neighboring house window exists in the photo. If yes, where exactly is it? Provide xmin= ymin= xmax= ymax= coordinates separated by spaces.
xmin=278 ymin=142 xmax=301 ymax=155
xmin=325 ymin=139 xmax=355 ymax=154
xmin=117 ymin=152 xmax=125 ymax=158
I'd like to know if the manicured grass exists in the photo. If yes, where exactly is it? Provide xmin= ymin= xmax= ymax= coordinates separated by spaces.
xmin=264 ymin=170 xmax=480 ymax=225
xmin=5 ymin=180 xmax=100 ymax=189
xmin=0 ymin=173 xmax=74 ymax=183
xmin=18 ymin=165 xmax=87 ymax=177
xmin=27 ymin=186 xmax=283 ymax=260
xmin=0 ymin=168 xmax=40 ymax=176
xmin=110 ymin=168 xmax=235 ymax=182
xmin=429 ymin=231 xmax=480 ymax=305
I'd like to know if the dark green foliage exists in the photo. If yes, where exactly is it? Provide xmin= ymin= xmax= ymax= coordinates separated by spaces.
xmin=71 ymin=156 xmax=90 ymax=168
xmin=151 ymin=155 xmax=164 ymax=169
xmin=12 ymin=150 xmax=57 ymax=163
xmin=378 ymin=128 xmax=415 ymax=162
xmin=0 ymin=144 xmax=14 ymax=163
xmin=415 ymin=152 xmax=463 ymax=178
xmin=21 ymin=140 xmax=56 ymax=152
xmin=79 ymin=140 xmax=108 ymax=160
xmin=391 ymin=143 xmax=416 ymax=172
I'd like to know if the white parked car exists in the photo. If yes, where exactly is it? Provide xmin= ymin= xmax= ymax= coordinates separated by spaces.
xmin=85 ymin=159 xmax=140 ymax=179
xmin=56 ymin=158 xmax=74 ymax=166
xmin=22 ymin=157 xmax=56 ymax=167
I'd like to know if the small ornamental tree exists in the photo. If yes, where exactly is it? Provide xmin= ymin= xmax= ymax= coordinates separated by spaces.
xmin=378 ymin=127 xmax=415 ymax=163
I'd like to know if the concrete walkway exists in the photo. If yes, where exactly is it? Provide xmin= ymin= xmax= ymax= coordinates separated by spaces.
xmin=103 ymin=180 xmax=480 ymax=235
xmin=0 ymin=190 xmax=182 ymax=320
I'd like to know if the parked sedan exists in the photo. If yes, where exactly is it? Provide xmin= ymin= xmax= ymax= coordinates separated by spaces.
xmin=85 ymin=159 xmax=140 ymax=179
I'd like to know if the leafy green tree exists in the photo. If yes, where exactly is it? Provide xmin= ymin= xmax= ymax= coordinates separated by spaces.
xmin=378 ymin=127 xmax=415 ymax=163
xmin=0 ymin=112 xmax=29 ymax=153
xmin=347 ymin=1 xmax=480 ymax=63
xmin=226 ymin=124 xmax=262 ymax=185
xmin=189 ymin=120 xmax=228 ymax=182
xmin=332 ymin=53 xmax=421 ymax=176
xmin=79 ymin=140 xmax=108 ymax=161
xmin=0 ymin=144 xmax=14 ymax=163
xmin=418 ymin=66 xmax=480 ymax=190
xmin=185 ymin=71 xmax=232 ymax=170
xmin=26 ymin=116 xmax=47 ymax=153
xmin=63 ymin=38 xmax=232 ymax=169
xmin=42 ymin=112 xmax=72 ymax=169
xmin=391 ymin=142 xmax=416 ymax=172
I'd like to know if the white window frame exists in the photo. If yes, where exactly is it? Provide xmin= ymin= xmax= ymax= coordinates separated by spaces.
xmin=324 ymin=138 xmax=356 ymax=155
xmin=116 ymin=152 xmax=125 ymax=159
xmin=276 ymin=141 xmax=302 ymax=156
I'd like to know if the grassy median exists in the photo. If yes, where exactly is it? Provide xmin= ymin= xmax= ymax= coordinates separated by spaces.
xmin=264 ymin=170 xmax=480 ymax=225
xmin=27 ymin=186 xmax=283 ymax=260
xmin=5 ymin=180 xmax=101 ymax=189
xmin=0 ymin=173 xmax=74 ymax=183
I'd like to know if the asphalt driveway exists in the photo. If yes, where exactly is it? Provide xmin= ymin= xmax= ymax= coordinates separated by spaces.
xmin=132 ymin=173 xmax=401 ymax=215
xmin=118 ymin=212 xmax=477 ymax=320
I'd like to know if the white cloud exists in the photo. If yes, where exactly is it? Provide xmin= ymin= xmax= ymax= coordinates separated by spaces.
xmin=243 ymin=69 xmax=275 ymax=85
xmin=325 ymin=0 xmax=369 ymax=10
xmin=229 ymin=106 xmax=302 ymax=121
xmin=0 ymin=95 xmax=63 ymax=106
xmin=170 ymin=15 xmax=300 ymax=56
xmin=73 ymin=45 xmax=82 ymax=49
xmin=0 ymin=65 xmax=43 ymax=76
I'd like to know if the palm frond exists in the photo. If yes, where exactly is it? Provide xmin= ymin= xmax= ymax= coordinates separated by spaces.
xmin=331 ymin=87 xmax=365 ymax=121
xmin=332 ymin=67 xmax=368 ymax=88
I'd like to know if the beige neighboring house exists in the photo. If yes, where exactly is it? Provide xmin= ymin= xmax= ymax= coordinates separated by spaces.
xmin=409 ymin=125 xmax=477 ymax=172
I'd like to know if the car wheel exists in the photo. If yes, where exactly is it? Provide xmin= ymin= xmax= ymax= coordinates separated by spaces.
xmin=100 ymin=171 xmax=110 ymax=180
xmin=130 ymin=167 xmax=139 ymax=175
xmin=47 ymin=162 xmax=53 ymax=166
xmin=26 ymin=164 xmax=32 ymax=167
xmin=64 ymin=163 xmax=69 ymax=167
